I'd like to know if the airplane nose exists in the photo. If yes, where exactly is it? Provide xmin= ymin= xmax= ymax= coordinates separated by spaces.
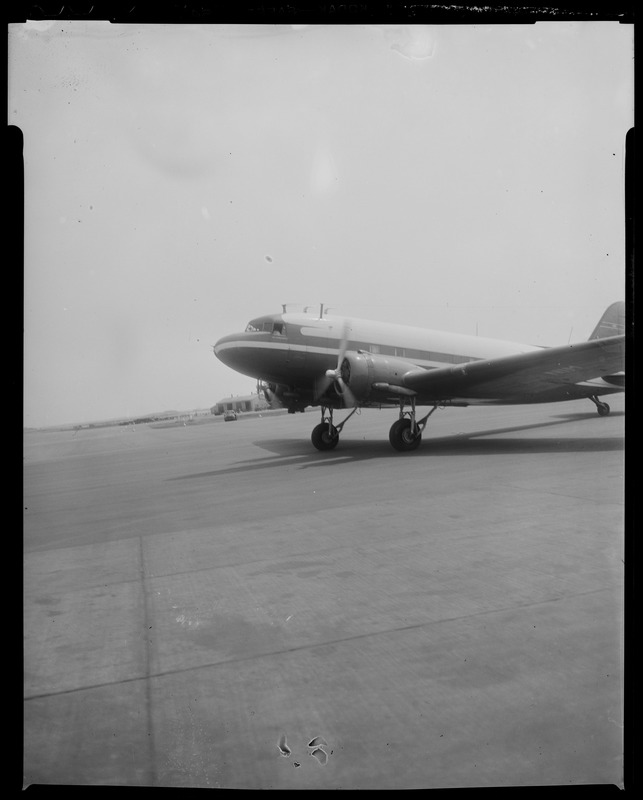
xmin=213 ymin=333 xmax=242 ymax=367
xmin=213 ymin=328 xmax=289 ymax=382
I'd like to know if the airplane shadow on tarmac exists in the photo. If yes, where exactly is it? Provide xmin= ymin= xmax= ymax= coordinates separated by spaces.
xmin=170 ymin=412 xmax=624 ymax=481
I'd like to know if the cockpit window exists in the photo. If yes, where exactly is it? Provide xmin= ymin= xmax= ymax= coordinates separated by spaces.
xmin=245 ymin=316 xmax=286 ymax=334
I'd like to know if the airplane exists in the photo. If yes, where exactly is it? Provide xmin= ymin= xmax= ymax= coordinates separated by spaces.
xmin=213 ymin=302 xmax=625 ymax=452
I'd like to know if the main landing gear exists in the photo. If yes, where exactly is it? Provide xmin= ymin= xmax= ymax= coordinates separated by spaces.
xmin=311 ymin=399 xmax=440 ymax=452
xmin=589 ymin=395 xmax=611 ymax=417
xmin=311 ymin=406 xmax=360 ymax=451
xmin=388 ymin=399 xmax=438 ymax=452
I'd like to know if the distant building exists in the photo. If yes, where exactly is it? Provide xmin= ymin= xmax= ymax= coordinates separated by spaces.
xmin=211 ymin=393 xmax=268 ymax=415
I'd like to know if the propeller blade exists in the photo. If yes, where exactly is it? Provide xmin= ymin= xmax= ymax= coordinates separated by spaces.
xmin=313 ymin=373 xmax=334 ymax=401
xmin=269 ymin=389 xmax=283 ymax=409
xmin=260 ymin=381 xmax=282 ymax=409
xmin=336 ymin=377 xmax=357 ymax=408
xmin=314 ymin=318 xmax=354 ymax=403
xmin=336 ymin=319 xmax=350 ymax=368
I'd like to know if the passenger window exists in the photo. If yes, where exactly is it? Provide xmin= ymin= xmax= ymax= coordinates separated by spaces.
xmin=273 ymin=322 xmax=284 ymax=335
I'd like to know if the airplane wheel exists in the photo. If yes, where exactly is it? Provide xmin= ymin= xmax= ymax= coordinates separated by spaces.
xmin=596 ymin=402 xmax=611 ymax=417
xmin=389 ymin=418 xmax=422 ymax=452
xmin=311 ymin=423 xmax=339 ymax=451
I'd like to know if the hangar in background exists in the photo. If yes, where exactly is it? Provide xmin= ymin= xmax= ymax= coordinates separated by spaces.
xmin=211 ymin=393 xmax=268 ymax=416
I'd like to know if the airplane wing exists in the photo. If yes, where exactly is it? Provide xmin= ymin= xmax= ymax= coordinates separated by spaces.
xmin=401 ymin=335 xmax=625 ymax=400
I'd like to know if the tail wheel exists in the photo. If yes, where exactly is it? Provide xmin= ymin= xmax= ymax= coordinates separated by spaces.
xmin=596 ymin=402 xmax=611 ymax=417
xmin=389 ymin=418 xmax=422 ymax=452
xmin=311 ymin=423 xmax=339 ymax=451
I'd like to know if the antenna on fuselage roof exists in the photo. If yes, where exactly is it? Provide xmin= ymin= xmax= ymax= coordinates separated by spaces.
xmin=317 ymin=304 xmax=335 ymax=318
xmin=283 ymin=304 xmax=331 ymax=316
xmin=282 ymin=303 xmax=314 ymax=314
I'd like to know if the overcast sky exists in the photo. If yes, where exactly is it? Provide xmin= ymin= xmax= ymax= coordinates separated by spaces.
xmin=12 ymin=21 xmax=632 ymax=428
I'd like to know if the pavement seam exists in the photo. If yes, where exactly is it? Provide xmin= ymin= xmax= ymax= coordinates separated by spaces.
xmin=23 ymin=584 xmax=618 ymax=702
xmin=138 ymin=534 xmax=157 ymax=787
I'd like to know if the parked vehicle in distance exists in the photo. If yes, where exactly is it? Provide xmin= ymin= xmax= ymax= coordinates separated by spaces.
xmin=223 ymin=410 xmax=238 ymax=421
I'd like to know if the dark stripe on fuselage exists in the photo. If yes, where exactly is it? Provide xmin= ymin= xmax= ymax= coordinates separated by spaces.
xmin=288 ymin=323 xmax=482 ymax=366
xmin=305 ymin=336 xmax=478 ymax=365
xmin=214 ymin=323 xmax=484 ymax=388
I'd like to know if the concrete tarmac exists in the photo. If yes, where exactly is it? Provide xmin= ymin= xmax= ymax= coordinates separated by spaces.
xmin=23 ymin=397 xmax=625 ymax=789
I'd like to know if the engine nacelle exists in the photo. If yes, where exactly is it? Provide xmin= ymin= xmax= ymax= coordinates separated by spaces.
xmin=261 ymin=382 xmax=307 ymax=413
xmin=340 ymin=351 xmax=418 ymax=400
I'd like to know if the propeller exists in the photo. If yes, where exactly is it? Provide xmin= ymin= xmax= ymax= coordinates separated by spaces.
xmin=257 ymin=380 xmax=282 ymax=409
xmin=314 ymin=319 xmax=357 ymax=407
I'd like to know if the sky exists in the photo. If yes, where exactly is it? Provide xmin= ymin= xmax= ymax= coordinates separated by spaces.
xmin=11 ymin=21 xmax=632 ymax=428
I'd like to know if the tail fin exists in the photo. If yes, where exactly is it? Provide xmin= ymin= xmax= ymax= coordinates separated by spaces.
xmin=588 ymin=301 xmax=625 ymax=340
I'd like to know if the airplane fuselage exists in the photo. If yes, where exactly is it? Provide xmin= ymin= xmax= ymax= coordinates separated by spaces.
xmin=213 ymin=312 xmax=621 ymax=412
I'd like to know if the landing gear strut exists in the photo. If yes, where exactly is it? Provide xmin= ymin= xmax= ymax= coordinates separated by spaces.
xmin=389 ymin=399 xmax=438 ymax=452
xmin=589 ymin=395 xmax=611 ymax=417
xmin=311 ymin=405 xmax=360 ymax=451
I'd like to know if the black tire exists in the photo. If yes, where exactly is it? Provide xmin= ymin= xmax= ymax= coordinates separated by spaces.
xmin=311 ymin=423 xmax=339 ymax=451
xmin=597 ymin=402 xmax=611 ymax=417
xmin=389 ymin=418 xmax=422 ymax=452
